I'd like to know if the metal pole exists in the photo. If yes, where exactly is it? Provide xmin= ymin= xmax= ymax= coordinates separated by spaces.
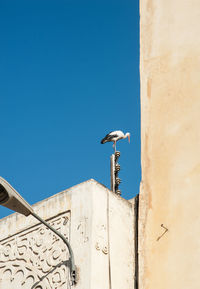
xmin=110 ymin=154 xmax=115 ymax=193
xmin=115 ymin=151 xmax=121 ymax=195
xmin=110 ymin=151 xmax=121 ymax=195
xmin=31 ymin=211 xmax=77 ymax=285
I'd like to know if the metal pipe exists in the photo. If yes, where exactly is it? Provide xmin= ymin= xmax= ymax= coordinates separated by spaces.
xmin=31 ymin=211 xmax=77 ymax=285
xmin=114 ymin=151 xmax=121 ymax=195
xmin=110 ymin=151 xmax=121 ymax=195
xmin=110 ymin=154 xmax=115 ymax=192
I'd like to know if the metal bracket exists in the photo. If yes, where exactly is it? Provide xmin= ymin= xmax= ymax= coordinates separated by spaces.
xmin=157 ymin=224 xmax=168 ymax=241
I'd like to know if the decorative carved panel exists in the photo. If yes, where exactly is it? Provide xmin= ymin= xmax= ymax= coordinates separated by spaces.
xmin=0 ymin=212 xmax=71 ymax=288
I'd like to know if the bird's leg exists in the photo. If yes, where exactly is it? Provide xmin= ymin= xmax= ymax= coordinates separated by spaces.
xmin=112 ymin=142 xmax=116 ymax=152
xmin=114 ymin=141 xmax=116 ymax=153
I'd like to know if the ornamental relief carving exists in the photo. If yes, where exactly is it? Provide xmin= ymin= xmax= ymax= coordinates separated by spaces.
xmin=0 ymin=212 xmax=71 ymax=288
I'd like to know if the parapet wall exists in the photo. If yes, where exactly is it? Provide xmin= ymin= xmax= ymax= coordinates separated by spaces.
xmin=0 ymin=179 xmax=136 ymax=289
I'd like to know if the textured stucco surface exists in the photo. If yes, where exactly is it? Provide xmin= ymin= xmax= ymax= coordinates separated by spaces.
xmin=139 ymin=1 xmax=200 ymax=288
xmin=0 ymin=179 xmax=136 ymax=288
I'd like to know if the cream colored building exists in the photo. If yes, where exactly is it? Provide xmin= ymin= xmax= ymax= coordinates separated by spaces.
xmin=0 ymin=179 xmax=137 ymax=288
xmin=139 ymin=0 xmax=200 ymax=288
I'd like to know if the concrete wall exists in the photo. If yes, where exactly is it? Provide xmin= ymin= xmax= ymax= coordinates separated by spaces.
xmin=0 ymin=179 xmax=136 ymax=288
xmin=139 ymin=1 xmax=200 ymax=288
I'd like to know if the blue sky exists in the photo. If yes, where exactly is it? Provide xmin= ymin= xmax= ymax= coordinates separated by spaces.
xmin=0 ymin=0 xmax=140 ymax=218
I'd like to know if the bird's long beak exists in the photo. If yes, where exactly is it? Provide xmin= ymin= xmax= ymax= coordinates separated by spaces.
xmin=128 ymin=134 xmax=130 ymax=143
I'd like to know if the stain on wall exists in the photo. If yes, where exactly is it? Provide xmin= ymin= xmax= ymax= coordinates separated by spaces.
xmin=139 ymin=1 xmax=200 ymax=288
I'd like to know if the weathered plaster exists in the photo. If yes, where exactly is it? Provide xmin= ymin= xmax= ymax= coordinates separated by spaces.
xmin=0 ymin=179 xmax=136 ymax=288
xmin=139 ymin=1 xmax=200 ymax=288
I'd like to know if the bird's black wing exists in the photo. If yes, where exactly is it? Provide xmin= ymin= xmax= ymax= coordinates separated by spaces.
xmin=101 ymin=132 xmax=118 ymax=144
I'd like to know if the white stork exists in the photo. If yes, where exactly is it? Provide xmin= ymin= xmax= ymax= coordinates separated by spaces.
xmin=101 ymin=130 xmax=130 ymax=152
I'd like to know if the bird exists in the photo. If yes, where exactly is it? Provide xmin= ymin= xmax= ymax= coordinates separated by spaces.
xmin=101 ymin=130 xmax=130 ymax=152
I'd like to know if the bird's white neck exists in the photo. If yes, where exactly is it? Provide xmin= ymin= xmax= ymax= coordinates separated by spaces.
xmin=124 ymin=132 xmax=130 ymax=143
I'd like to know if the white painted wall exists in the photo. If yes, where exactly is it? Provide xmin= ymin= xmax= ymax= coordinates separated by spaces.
xmin=0 ymin=179 xmax=136 ymax=288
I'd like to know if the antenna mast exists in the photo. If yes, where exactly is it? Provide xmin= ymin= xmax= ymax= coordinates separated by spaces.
xmin=110 ymin=151 xmax=121 ymax=195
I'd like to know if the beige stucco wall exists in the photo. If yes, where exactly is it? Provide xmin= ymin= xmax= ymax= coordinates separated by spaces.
xmin=139 ymin=1 xmax=200 ymax=288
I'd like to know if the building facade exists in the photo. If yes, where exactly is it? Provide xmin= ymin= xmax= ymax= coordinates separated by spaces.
xmin=0 ymin=179 xmax=137 ymax=288
xmin=139 ymin=0 xmax=200 ymax=288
